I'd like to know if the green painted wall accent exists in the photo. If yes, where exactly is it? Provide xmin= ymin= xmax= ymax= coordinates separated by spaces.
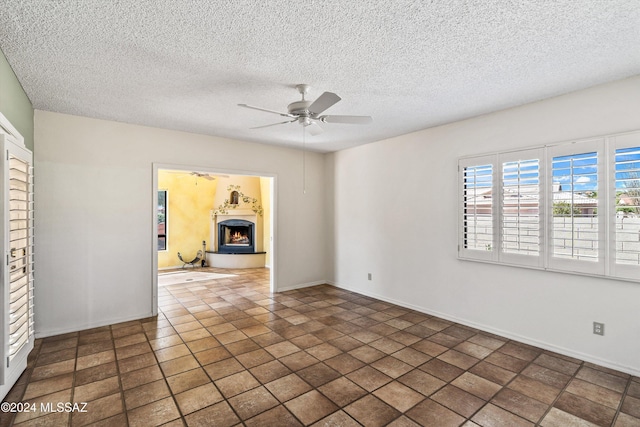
xmin=0 ymin=48 xmax=34 ymax=150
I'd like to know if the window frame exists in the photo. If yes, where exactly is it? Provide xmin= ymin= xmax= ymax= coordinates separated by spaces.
xmin=458 ymin=130 xmax=640 ymax=283
xmin=158 ymin=189 xmax=168 ymax=252
xmin=498 ymin=148 xmax=545 ymax=268
xmin=608 ymin=132 xmax=640 ymax=281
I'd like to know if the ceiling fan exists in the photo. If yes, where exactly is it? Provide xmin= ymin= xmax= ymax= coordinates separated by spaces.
xmin=238 ymin=84 xmax=373 ymax=135
xmin=165 ymin=171 xmax=229 ymax=180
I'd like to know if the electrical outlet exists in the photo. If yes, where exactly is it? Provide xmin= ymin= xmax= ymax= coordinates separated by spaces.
xmin=367 ymin=273 xmax=372 ymax=281
xmin=593 ymin=322 xmax=604 ymax=336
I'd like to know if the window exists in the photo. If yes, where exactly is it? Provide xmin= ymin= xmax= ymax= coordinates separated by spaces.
xmin=459 ymin=131 xmax=640 ymax=282
xmin=500 ymin=149 xmax=543 ymax=267
xmin=459 ymin=156 xmax=495 ymax=261
xmin=158 ymin=190 xmax=167 ymax=251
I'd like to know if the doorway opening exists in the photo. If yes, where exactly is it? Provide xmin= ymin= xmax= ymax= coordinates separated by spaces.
xmin=151 ymin=165 xmax=275 ymax=314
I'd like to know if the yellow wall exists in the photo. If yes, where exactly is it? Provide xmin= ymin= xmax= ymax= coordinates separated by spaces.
xmin=158 ymin=171 xmax=217 ymax=268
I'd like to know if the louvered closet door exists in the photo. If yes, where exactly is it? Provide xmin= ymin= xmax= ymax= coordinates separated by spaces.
xmin=0 ymin=134 xmax=34 ymax=396
xmin=7 ymin=153 xmax=33 ymax=363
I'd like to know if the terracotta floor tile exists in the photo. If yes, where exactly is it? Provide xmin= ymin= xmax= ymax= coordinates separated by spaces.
xmin=215 ymin=370 xmax=260 ymax=398
xmin=419 ymin=358 xmax=464 ymax=382
xmin=455 ymin=341 xmax=494 ymax=359
xmin=615 ymin=413 xmax=640 ymax=427
xmin=185 ymin=336 xmax=220 ymax=353
xmin=347 ymin=366 xmax=393 ymax=392
xmin=508 ymin=375 xmax=563 ymax=405
xmin=431 ymin=385 xmax=485 ymax=417
xmin=271 ymin=350 xmax=315 ymax=370
xmin=318 ymin=377 xmax=367 ymax=407
xmin=392 ymin=347 xmax=431 ymax=367
xmin=438 ymin=349 xmax=480 ymax=370
xmin=73 ymin=376 xmax=120 ymax=403
xmin=311 ymin=410 xmax=359 ymax=427
xmin=233 ymin=348 xmax=271 ymax=369
xmin=539 ymin=407 xmax=601 ymax=427
xmin=534 ymin=353 xmax=581 ymax=376
xmin=554 ymin=391 xmax=616 ymax=426
xmin=398 ymin=369 xmax=446 ymax=396
xmin=406 ymin=399 xmax=466 ymax=427
xmin=521 ymin=363 xmax=572 ymax=388
xmin=470 ymin=361 xmax=517 ymax=386
xmin=348 ymin=345 xmax=386 ymax=363
xmin=5 ymin=269 xmax=636 ymax=427
xmin=467 ymin=334 xmax=507 ymax=350
xmin=249 ymin=360 xmax=292 ymax=383
xmin=576 ymin=366 xmax=629 ymax=393
xmin=374 ymin=381 xmax=425 ymax=412
xmin=491 ymin=388 xmax=550 ymax=423
xmin=344 ymin=395 xmax=401 ymax=427
xmin=566 ymin=378 xmax=623 ymax=409
xmin=285 ymin=390 xmax=339 ymax=425
xmin=160 ymin=354 xmax=199 ymax=376
xmin=452 ymin=372 xmax=502 ymax=400
xmin=23 ymin=374 xmax=74 ymax=400
xmin=621 ymin=395 xmax=640 ymax=419
xmin=219 ymin=334 xmax=253 ymax=350
xmin=297 ymin=363 xmax=341 ymax=387
xmin=265 ymin=341 xmax=302 ymax=358
xmin=166 ymin=367 xmax=211 ymax=394
xmin=71 ymin=392 xmax=123 ymax=427
xmin=123 ymin=379 xmax=171 ymax=410
xmin=75 ymin=362 xmax=119 ymax=386
xmin=175 ymin=383 xmax=223 ymax=415
xmin=306 ymin=343 xmax=342 ymax=361
xmin=485 ymin=351 xmax=530 ymax=373
xmin=386 ymin=415 xmax=423 ymax=427
xmin=324 ymin=353 xmax=365 ymax=375
xmin=265 ymin=373 xmax=312 ymax=402
xmin=245 ymin=405 xmax=303 ymax=427
xmin=498 ymin=342 xmax=541 ymax=361
xmin=471 ymin=403 xmax=534 ymax=427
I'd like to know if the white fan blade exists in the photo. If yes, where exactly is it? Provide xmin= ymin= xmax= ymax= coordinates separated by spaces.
xmin=250 ymin=119 xmax=297 ymax=129
xmin=320 ymin=115 xmax=373 ymax=124
xmin=305 ymin=121 xmax=324 ymax=136
xmin=308 ymin=92 xmax=341 ymax=115
xmin=238 ymin=104 xmax=294 ymax=117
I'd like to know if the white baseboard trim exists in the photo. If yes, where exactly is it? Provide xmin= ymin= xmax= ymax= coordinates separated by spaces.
xmin=327 ymin=280 xmax=640 ymax=377
xmin=277 ymin=280 xmax=326 ymax=292
xmin=35 ymin=311 xmax=154 ymax=339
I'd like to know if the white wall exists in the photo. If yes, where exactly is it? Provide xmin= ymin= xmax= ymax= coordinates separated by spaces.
xmin=34 ymin=111 xmax=327 ymax=337
xmin=327 ymin=75 xmax=640 ymax=375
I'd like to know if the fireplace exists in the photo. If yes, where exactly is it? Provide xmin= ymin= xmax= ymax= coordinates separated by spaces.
xmin=218 ymin=219 xmax=255 ymax=253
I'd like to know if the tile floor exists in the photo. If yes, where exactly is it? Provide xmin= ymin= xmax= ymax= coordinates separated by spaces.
xmin=2 ymin=267 xmax=639 ymax=426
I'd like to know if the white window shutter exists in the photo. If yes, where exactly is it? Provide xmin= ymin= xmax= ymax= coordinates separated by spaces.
xmin=498 ymin=149 xmax=545 ymax=267
xmin=458 ymin=155 xmax=497 ymax=261
xmin=546 ymin=139 xmax=605 ymax=275
xmin=609 ymin=131 xmax=640 ymax=280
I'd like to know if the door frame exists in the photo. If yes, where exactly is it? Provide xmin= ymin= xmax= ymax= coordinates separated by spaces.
xmin=151 ymin=163 xmax=277 ymax=316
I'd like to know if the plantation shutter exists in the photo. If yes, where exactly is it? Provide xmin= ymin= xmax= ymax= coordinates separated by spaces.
xmin=547 ymin=139 xmax=604 ymax=275
xmin=7 ymin=154 xmax=33 ymax=361
xmin=498 ymin=149 xmax=544 ymax=267
xmin=459 ymin=155 xmax=497 ymax=261
xmin=609 ymin=131 xmax=640 ymax=280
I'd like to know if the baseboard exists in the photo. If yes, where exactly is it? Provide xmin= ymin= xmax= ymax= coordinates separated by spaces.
xmin=35 ymin=311 xmax=154 ymax=339
xmin=277 ymin=280 xmax=327 ymax=292
xmin=327 ymin=280 xmax=640 ymax=377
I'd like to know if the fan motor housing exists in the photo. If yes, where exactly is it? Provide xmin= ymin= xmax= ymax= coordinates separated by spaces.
xmin=288 ymin=100 xmax=312 ymax=116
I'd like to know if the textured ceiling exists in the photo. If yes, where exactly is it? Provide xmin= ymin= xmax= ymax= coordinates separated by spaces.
xmin=1 ymin=1 xmax=639 ymax=152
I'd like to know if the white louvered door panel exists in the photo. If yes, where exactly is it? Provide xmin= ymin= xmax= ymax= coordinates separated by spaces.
xmin=0 ymin=127 xmax=34 ymax=400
